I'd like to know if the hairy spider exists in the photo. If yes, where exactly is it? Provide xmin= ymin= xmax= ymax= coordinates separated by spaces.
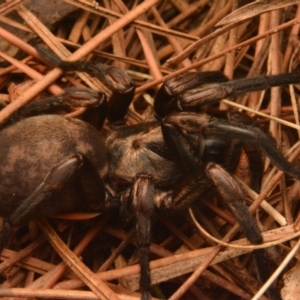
xmin=0 ymin=51 xmax=300 ymax=300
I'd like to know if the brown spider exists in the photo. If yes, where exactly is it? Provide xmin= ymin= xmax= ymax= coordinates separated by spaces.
xmin=1 ymin=51 xmax=300 ymax=299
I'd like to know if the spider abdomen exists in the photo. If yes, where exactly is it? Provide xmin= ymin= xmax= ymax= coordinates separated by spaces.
xmin=0 ymin=115 xmax=107 ymax=217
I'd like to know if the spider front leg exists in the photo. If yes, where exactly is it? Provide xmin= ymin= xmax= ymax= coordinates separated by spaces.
xmin=10 ymin=88 xmax=108 ymax=129
xmin=154 ymin=71 xmax=229 ymax=118
xmin=38 ymin=48 xmax=135 ymax=123
xmin=154 ymin=71 xmax=300 ymax=118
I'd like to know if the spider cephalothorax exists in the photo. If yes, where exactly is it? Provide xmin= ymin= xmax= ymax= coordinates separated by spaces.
xmin=0 ymin=52 xmax=300 ymax=300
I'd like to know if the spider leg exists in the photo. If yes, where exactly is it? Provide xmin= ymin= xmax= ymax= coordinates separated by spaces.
xmin=155 ymin=71 xmax=300 ymax=117
xmin=167 ymin=112 xmax=300 ymax=180
xmin=206 ymin=163 xmax=282 ymax=300
xmin=131 ymin=174 xmax=155 ymax=300
xmin=160 ymin=122 xmax=209 ymax=210
xmin=207 ymin=116 xmax=300 ymax=180
xmin=224 ymin=111 xmax=264 ymax=193
xmin=11 ymin=88 xmax=108 ymax=129
xmin=197 ymin=111 xmax=264 ymax=193
xmin=154 ymin=71 xmax=229 ymax=118
xmin=161 ymin=117 xmax=281 ymax=299
xmin=175 ymin=72 xmax=300 ymax=111
xmin=161 ymin=115 xmax=261 ymax=211
xmin=206 ymin=163 xmax=262 ymax=243
xmin=38 ymin=47 xmax=135 ymax=123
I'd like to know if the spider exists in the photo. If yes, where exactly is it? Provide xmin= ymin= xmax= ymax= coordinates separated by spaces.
xmin=0 ymin=51 xmax=300 ymax=300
